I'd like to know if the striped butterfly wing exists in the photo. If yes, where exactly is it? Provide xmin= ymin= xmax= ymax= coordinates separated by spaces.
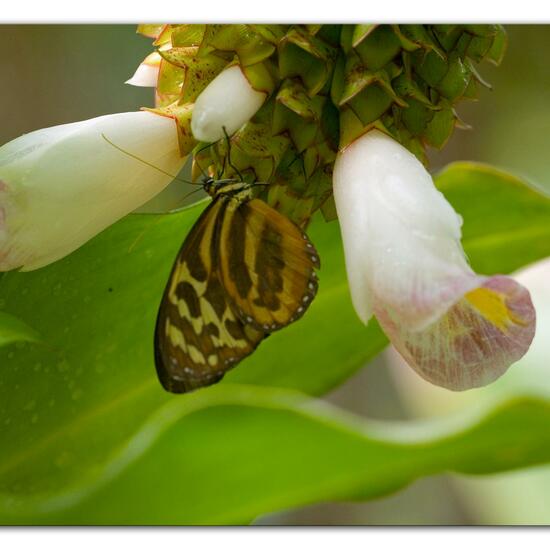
xmin=155 ymin=197 xmax=265 ymax=393
xmin=218 ymin=198 xmax=321 ymax=332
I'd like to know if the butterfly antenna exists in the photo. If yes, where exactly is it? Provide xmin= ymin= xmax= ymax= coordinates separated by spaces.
xmin=218 ymin=154 xmax=227 ymax=180
xmin=128 ymin=186 xmax=206 ymax=253
xmin=180 ymin=186 xmax=206 ymax=203
xmin=222 ymin=126 xmax=245 ymax=182
xmin=194 ymin=158 xmax=207 ymax=180
xmin=101 ymin=133 xmax=201 ymax=186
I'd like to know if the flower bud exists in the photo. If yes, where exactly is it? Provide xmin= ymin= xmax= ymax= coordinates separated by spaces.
xmin=191 ymin=65 xmax=267 ymax=142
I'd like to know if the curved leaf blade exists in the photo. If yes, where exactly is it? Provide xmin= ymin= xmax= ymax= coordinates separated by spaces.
xmin=2 ymin=386 xmax=550 ymax=524
xmin=436 ymin=161 xmax=550 ymax=274
xmin=1 ymin=161 xmax=549 ymax=524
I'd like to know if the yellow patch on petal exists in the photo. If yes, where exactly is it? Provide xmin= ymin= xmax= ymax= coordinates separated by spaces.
xmin=465 ymin=287 xmax=527 ymax=331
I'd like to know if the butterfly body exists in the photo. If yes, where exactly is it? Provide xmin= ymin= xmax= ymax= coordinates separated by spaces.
xmin=154 ymin=176 xmax=320 ymax=394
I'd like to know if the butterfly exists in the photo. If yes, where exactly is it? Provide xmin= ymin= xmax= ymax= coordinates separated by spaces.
xmin=154 ymin=173 xmax=321 ymax=393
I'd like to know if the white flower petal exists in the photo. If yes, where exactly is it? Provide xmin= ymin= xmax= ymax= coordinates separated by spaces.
xmin=125 ymin=52 xmax=161 ymax=87
xmin=334 ymin=130 xmax=474 ymax=329
xmin=333 ymin=129 xmax=536 ymax=390
xmin=0 ymin=111 xmax=186 ymax=271
xmin=191 ymin=65 xmax=267 ymax=142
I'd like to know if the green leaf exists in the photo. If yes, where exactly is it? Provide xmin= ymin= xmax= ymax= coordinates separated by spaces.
xmin=436 ymin=162 xmax=550 ymax=274
xmin=0 ymin=311 xmax=41 ymax=348
xmin=0 ymin=201 xmax=386 ymax=523
xmin=1 ymin=161 xmax=550 ymax=524
xmin=3 ymin=386 xmax=550 ymax=524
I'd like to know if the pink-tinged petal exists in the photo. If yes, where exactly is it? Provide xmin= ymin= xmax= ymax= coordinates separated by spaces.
xmin=334 ymin=130 xmax=538 ymax=390
xmin=376 ymin=275 xmax=536 ymax=391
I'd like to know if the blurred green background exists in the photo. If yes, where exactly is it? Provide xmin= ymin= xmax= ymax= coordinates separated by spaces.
xmin=1 ymin=24 xmax=549 ymax=525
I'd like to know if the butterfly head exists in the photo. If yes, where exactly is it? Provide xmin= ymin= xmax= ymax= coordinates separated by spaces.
xmin=201 ymin=176 xmax=254 ymax=200
xmin=201 ymin=176 xmax=238 ymax=196
xmin=201 ymin=176 xmax=219 ymax=197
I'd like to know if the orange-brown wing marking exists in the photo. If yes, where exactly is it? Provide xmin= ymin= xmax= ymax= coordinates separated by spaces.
xmin=219 ymin=198 xmax=320 ymax=332
xmin=154 ymin=197 xmax=265 ymax=393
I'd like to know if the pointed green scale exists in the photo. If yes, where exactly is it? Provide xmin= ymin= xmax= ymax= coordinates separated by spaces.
xmin=241 ymin=60 xmax=278 ymax=95
xmin=353 ymin=25 xmax=402 ymax=70
xmin=423 ymin=106 xmax=457 ymax=149
xmin=159 ymin=47 xmax=229 ymax=103
xmin=170 ymin=25 xmax=206 ymax=47
xmin=465 ymin=34 xmax=495 ymax=62
xmin=400 ymin=98 xmax=437 ymax=136
xmin=437 ymin=55 xmax=472 ymax=100
xmin=413 ymin=48 xmax=449 ymax=87
xmin=351 ymin=24 xmax=377 ymax=48
xmin=156 ymin=59 xmax=185 ymax=105
xmin=141 ymin=24 xmax=506 ymax=225
xmin=486 ymin=25 xmax=507 ymax=65
xmin=348 ymin=84 xmax=394 ymax=126
xmin=249 ymin=24 xmax=289 ymax=45
xmin=136 ymin=24 xmax=165 ymax=39
xmin=339 ymin=25 xmax=354 ymax=54
xmin=392 ymin=73 xmax=435 ymax=106
xmin=276 ymin=78 xmax=321 ymax=120
xmin=434 ymin=25 xmax=464 ymax=52
xmin=279 ymin=27 xmax=337 ymax=96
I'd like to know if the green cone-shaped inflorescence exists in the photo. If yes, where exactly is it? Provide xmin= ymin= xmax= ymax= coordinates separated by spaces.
xmin=137 ymin=24 xmax=506 ymax=225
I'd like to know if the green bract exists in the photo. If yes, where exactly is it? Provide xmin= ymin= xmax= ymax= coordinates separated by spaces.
xmin=0 ymin=163 xmax=549 ymax=523
xmin=140 ymin=24 xmax=506 ymax=224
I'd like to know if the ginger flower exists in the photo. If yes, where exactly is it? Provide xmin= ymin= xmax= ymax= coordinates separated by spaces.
xmin=0 ymin=28 xmax=537 ymax=393
xmin=333 ymin=130 xmax=536 ymax=390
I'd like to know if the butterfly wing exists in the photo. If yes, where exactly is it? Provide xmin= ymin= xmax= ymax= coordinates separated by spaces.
xmin=218 ymin=198 xmax=320 ymax=332
xmin=155 ymin=197 xmax=265 ymax=393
